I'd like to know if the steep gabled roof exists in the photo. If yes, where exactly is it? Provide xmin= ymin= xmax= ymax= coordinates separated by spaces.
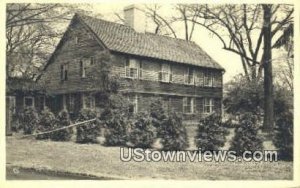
xmin=76 ymin=14 xmax=224 ymax=70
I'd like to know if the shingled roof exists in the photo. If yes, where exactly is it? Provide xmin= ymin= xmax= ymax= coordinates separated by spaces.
xmin=76 ymin=14 xmax=224 ymax=70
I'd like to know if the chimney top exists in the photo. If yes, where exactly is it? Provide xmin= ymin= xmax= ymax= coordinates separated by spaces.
xmin=123 ymin=4 xmax=146 ymax=33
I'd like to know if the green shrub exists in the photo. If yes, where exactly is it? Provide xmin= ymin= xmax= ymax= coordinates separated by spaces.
xmin=51 ymin=110 xmax=73 ymax=141
xmin=229 ymin=113 xmax=263 ymax=156
xmin=149 ymin=99 xmax=168 ymax=139
xmin=21 ymin=107 xmax=39 ymax=135
xmin=76 ymin=108 xmax=101 ymax=143
xmin=128 ymin=112 xmax=156 ymax=148
xmin=104 ymin=110 xmax=131 ymax=146
xmin=160 ymin=113 xmax=189 ymax=151
xmin=36 ymin=108 xmax=56 ymax=140
xmin=195 ymin=113 xmax=228 ymax=151
xmin=273 ymin=111 xmax=293 ymax=161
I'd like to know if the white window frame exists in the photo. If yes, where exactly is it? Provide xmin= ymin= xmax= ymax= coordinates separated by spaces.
xmin=183 ymin=97 xmax=195 ymax=114
xmin=185 ymin=67 xmax=195 ymax=85
xmin=159 ymin=63 xmax=171 ymax=83
xmin=204 ymin=71 xmax=214 ymax=87
xmin=24 ymin=96 xmax=34 ymax=108
xmin=203 ymin=98 xmax=214 ymax=114
xmin=125 ymin=59 xmax=140 ymax=79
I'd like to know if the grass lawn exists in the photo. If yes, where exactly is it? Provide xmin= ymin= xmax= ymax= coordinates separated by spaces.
xmin=6 ymin=136 xmax=293 ymax=180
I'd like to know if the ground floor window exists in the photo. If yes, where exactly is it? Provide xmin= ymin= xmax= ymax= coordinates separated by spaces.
xmin=183 ymin=97 xmax=195 ymax=114
xmin=24 ymin=96 xmax=34 ymax=108
xmin=82 ymin=93 xmax=95 ymax=109
xmin=204 ymin=98 xmax=214 ymax=114
xmin=128 ymin=94 xmax=138 ymax=114
xmin=161 ymin=96 xmax=171 ymax=113
xmin=66 ymin=94 xmax=75 ymax=112
xmin=7 ymin=96 xmax=16 ymax=114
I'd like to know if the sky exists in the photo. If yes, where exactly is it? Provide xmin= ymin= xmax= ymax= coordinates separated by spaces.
xmin=73 ymin=3 xmax=286 ymax=83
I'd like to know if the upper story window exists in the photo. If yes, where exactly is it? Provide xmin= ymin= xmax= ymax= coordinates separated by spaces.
xmin=90 ymin=56 xmax=95 ymax=65
xmin=125 ymin=59 xmax=140 ymax=79
xmin=60 ymin=64 xmax=68 ymax=81
xmin=204 ymin=71 xmax=214 ymax=87
xmin=204 ymin=98 xmax=214 ymax=114
xmin=24 ymin=96 xmax=34 ymax=108
xmin=185 ymin=67 xmax=195 ymax=85
xmin=183 ymin=97 xmax=195 ymax=114
xmin=80 ymin=60 xmax=87 ymax=78
xmin=159 ymin=63 xmax=171 ymax=82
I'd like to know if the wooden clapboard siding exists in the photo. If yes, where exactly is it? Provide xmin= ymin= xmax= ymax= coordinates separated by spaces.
xmin=140 ymin=60 xmax=160 ymax=81
xmin=119 ymin=79 xmax=222 ymax=98
xmin=39 ymin=18 xmax=107 ymax=94
xmin=38 ymin=14 xmax=224 ymax=121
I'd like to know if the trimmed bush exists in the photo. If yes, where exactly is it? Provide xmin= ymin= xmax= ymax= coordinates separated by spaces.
xmin=195 ymin=113 xmax=228 ymax=151
xmin=229 ymin=113 xmax=263 ymax=156
xmin=36 ymin=108 xmax=56 ymax=140
xmin=51 ymin=110 xmax=73 ymax=141
xmin=273 ymin=111 xmax=293 ymax=161
xmin=104 ymin=110 xmax=130 ymax=146
xmin=76 ymin=108 xmax=101 ymax=143
xmin=128 ymin=112 xmax=156 ymax=148
xmin=21 ymin=107 xmax=39 ymax=135
xmin=149 ymin=99 xmax=168 ymax=139
xmin=160 ymin=113 xmax=189 ymax=151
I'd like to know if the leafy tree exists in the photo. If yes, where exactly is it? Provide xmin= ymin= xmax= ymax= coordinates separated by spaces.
xmin=224 ymin=75 xmax=293 ymax=119
xmin=185 ymin=4 xmax=293 ymax=132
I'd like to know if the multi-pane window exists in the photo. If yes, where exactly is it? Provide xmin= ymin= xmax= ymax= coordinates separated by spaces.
xmin=60 ymin=64 xmax=68 ymax=81
xmin=161 ymin=96 xmax=171 ymax=113
xmin=159 ymin=63 xmax=171 ymax=82
xmin=68 ymin=94 xmax=75 ymax=112
xmin=75 ymin=36 xmax=79 ymax=44
xmin=90 ymin=56 xmax=95 ymax=65
xmin=80 ymin=59 xmax=90 ymax=78
xmin=128 ymin=94 xmax=138 ymax=113
xmin=204 ymin=98 xmax=214 ymax=114
xmin=7 ymin=96 xmax=16 ymax=114
xmin=185 ymin=67 xmax=194 ymax=85
xmin=24 ymin=96 xmax=34 ymax=108
xmin=204 ymin=71 xmax=213 ymax=87
xmin=183 ymin=97 xmax=195 ymax=114
xmin=82 ymin=93 xmax=95 ymax=109
xmin=125 ymin=59 xmax=140 ymax=78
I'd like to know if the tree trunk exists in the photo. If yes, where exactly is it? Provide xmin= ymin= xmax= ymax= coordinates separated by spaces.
xmin=262 ymin=5 xmax=274 ymax=133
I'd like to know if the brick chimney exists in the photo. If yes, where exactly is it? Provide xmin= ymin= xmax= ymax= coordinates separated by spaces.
xmin=124 ymin=5 xmax=146 ymax=33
